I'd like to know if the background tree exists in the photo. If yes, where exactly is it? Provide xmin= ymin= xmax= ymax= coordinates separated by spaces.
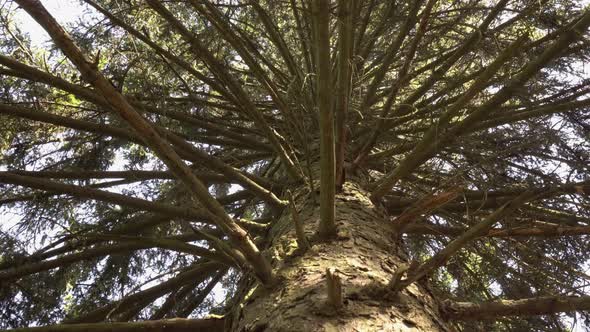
xmin=1 ymin=0 xmax=590 ymax=330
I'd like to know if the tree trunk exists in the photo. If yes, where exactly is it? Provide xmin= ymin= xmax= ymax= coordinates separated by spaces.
xmin=230 ymin=180 xmax=454 ymax=331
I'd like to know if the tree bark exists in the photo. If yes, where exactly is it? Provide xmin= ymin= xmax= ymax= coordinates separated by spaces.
xmin=230 ymin=180 xmax=454 ymax=331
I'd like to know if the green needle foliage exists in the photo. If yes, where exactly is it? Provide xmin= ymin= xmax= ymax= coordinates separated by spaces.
xmin=1 ymin=0 xmax=590 ymax=331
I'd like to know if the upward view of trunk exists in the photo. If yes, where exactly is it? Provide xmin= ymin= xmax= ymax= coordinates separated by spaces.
xmin=3 ymin=1 xmax=590 ymax=331
xmin=232 ymin=179 xmax=453 ymax=331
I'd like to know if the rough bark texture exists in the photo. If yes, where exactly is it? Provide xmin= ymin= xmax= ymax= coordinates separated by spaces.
xmin=230 ymin=180 xmax=454 ymax=331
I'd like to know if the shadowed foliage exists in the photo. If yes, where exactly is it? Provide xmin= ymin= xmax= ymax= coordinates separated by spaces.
xmin=1 ymin=0 xmax=590 ymax=331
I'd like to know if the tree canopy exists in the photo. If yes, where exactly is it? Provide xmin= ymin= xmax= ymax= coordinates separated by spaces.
xmin=1 ymin=0 xmax=590 ymax=330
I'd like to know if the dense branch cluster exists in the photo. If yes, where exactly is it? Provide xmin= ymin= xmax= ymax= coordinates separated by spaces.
xmin=1 ymin=0 xmax=590 ymax=330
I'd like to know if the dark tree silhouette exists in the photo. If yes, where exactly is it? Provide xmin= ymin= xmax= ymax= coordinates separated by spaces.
xmin=1 ymin=0 xmax=590 ymax=330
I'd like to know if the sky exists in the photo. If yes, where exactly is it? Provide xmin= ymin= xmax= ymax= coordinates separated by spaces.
xmin=12 ymin=0 xmax=87 ymax=47
xmin=6 ymin=0 xmax=232 ymax=316
xmin=4 ymin=0 xmax=590 ymax=329
xmin=0 ymin=1 xmax=91 ymax=230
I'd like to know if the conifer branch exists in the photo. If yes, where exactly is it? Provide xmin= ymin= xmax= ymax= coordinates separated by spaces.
xmin=15 ymin=0 xmax=274 ymax=285
xmin=444 ymin=296 xmax=590 ymax=320
xmin=313 ymin=0 xmax=336 ymax=238
xmin=0 ymin=318 xmax=224 ymax=332
xmin=393 ymin=192 xmax=535 ymax=293
xmin=334 ymin=0 xmax=355 ymax=187
xmin=145 ymin=0 xmax=303 ymax=183
xmin=326 ymin=268 xmax=343 ymax=308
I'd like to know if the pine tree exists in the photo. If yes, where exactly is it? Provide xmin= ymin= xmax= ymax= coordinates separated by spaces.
xmin=1 ymin=0 xmax=590 ymax=330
